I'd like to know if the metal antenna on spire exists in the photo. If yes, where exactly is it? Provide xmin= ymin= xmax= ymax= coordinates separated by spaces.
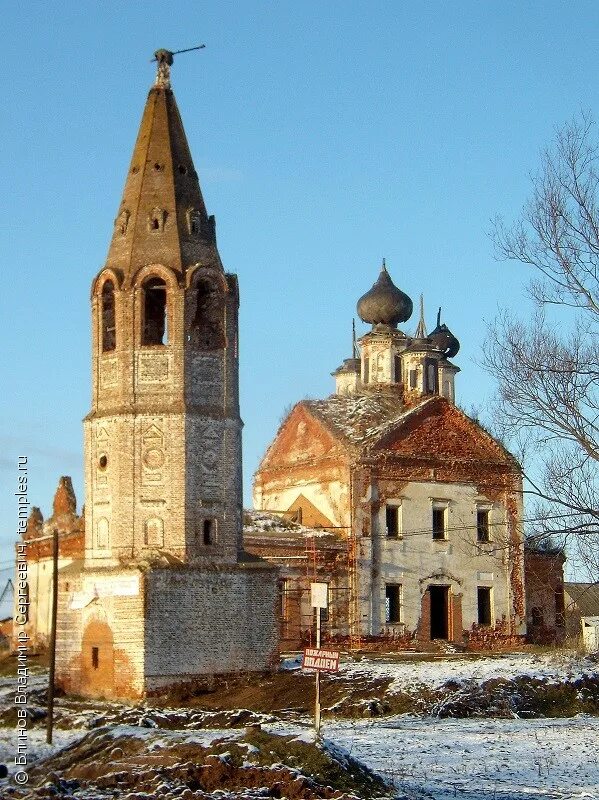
xmin=352 ymin=318 xmax=357 ymax=358
xmin=152 ymin=45 xmax=206 ymax=88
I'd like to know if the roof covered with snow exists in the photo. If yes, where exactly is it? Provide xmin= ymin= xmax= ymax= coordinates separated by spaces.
xmin=304 ymin=392 xmax=436 ymax=449
xmin=243 ymin=510 xmax=342 ymax=543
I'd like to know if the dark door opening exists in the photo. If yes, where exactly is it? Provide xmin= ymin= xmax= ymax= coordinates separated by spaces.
xmin=429 ymin=585 xmax=450 ymax=640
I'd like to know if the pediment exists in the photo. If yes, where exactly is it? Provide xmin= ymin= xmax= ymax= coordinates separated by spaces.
xmin=259 ymin=404 xmax=341 ymax=470
xmin=375 ymin=398 xmax=513 ymax=464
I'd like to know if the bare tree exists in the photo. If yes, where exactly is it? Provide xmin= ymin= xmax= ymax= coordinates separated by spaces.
xmin=484 ymin=114 xmax=599 ymax=578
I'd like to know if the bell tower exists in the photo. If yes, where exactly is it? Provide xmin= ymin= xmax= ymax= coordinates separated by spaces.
xmin=57 ymin=51 xmax=278 ymax=699
xmin=85 ymin=50 xmax=242 ymax=567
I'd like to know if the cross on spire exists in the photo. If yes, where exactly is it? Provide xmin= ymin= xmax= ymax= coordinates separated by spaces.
xmin=152 ymin=45 xmax=206 ymax=88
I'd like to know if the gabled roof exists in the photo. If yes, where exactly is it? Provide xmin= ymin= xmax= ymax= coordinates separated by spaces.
xmin=258 ymin=392 xmax=518 ymax=474
xmin=564 ymin=583 xmax=599 ymax=617
xmin=304 ymin=391 xmax=421 ymax=448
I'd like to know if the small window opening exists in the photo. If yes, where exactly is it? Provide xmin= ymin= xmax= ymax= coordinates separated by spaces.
xmin=178 ymin=164 xmax=187 ymax=174
xmin=394 ymin=355 xmax=402 ymax=383
xmin=385 ymin=505 xmax=401 ymax=538
xmin=424 ymin=358 xmax=438 ymax=394
xmin=151 ymin=218 xmax=160 ymax=230
xmin=477 ymin=509 xmax=490 ymax=542
xmin=203 ymin=519 xmax=215 ymax=546
xmin=385 ymin=584 xmax=402 ymax=624
xmin=101 ymin=281 xmax=116 ymax=352
xmin=154 ymin=162 xmax=163 ymax=171
xmin=432 ymin=507 xmax=447 ymax=540
xmin=531 ymin=606 xmax=544 ymax=627
xmin=142 ymin=277 xmax=168 ymax=345
xmin=192 ymin=279 xmax=225 ymax=350
xmin=98 ymin=454 xmax=108 ymax=470
xmin=477 ymin=587 xmax=492 ymax=626
xmin=91 ymin=647 xmax=99 ymax=669
xmin=409 ymin=369 xmax=418 ymax=389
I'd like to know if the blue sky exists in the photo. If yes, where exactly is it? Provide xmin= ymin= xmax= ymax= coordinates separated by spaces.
xmin=1 ymin=2 xmax=598 ymax=562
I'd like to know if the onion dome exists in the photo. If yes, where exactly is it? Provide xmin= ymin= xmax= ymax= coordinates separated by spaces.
xmin=357 ymin=260 xmax=413 ymax=328
xmin=429 ymin=308 xmax=460 ymax=358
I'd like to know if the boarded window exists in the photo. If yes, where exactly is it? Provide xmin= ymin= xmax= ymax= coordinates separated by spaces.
xmin=144 ymin=518 xmax=164 ymax=547
xmin=385 ymin=584 xmax=402 ymax=623
xmin=477 ymin=509 xmax=490 ymax=542
xmin=363 ymin=357 xmax=370 ymax=384
xmin=192 ymin=279 xmax=225 ymax=350
xmin=432 ymin=507 xmax=447 ymax=540
xmin=101 ymin=281 xmax=116 ymax=352
xmin=142 ymin=278 xmax=167 ymax=345
xmin=385 ymin=504 xmax=401 ymax=538
xmin=477 ymin=587 xmax=492 ymax=626
xmin=97 ymin=518 xmax=109 ymax=549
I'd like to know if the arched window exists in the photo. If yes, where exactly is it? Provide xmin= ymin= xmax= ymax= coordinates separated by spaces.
xmin=101 ymin=281 xmax=116 ymax=352
xmin=192 ymin=279 xmax=225 ymax=349
xmin=142 ymin=277 xmax=168 ymax=345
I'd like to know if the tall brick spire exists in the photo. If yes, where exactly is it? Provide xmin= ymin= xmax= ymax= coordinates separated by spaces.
xmin=105 ymin=50 xmax=219 ymax=279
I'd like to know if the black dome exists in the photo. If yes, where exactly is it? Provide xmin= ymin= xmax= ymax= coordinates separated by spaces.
xmin=357 ymin=263 xmax=413 ymax=327
xmin=429 ymin=308 xmax=460 ymax=358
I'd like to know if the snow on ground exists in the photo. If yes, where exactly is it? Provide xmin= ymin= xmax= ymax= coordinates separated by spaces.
xmin=270 ymin=716 xmax=599 ymax=799
xmin=285 ymin=651 xmax=599 ymax=692
xmin=0 ymin=726 xmax=84 ymax=778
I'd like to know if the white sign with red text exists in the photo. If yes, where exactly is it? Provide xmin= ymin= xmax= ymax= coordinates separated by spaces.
xmin=302 ymin=647 xmax=340 ymax=672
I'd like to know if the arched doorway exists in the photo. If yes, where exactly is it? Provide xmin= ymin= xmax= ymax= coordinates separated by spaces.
xmin=81 ymin=619 xmax=115 ymax=697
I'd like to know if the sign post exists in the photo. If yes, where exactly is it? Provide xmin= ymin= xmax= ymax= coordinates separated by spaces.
xmin=307 ymin=582 xmax=330 ymax=737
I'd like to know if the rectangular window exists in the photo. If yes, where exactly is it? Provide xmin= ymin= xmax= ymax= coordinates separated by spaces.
xmin=409 ymin=369 xmax=417 ymax=389
xmin=385 ymin=584 xmax=402 ymax=624
xmin=432 ymin=507 xmax=447 ymax=540
xmin=385 ymin=504 xmax=401 ymax=538
xmin=203 ymin=519 xmax=215 ymax=545
xmin=477 ymin=587 xmax=492 ymax=626
xmin=363 ymin=357 xmax=370 ymax=384
xmin=91 ymin=647 xmax=99 ymax=669
xmin=394 ymin=355 xmax=402 ymax=383
xmin=424 ymin=358 xmax=438 ymax=394
xmin=477 ymin=509 xmax=490 ymax=542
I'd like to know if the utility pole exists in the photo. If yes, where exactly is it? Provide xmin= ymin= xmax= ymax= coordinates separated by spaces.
xmin=46 ymin=528 xmax=59 ymax=745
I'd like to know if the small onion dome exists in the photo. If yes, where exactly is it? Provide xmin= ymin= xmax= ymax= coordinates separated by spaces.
xmin=429 ymin=307 xmax=460 ymax=358
xmin=357 ymin=261 xmax=413 ymax=327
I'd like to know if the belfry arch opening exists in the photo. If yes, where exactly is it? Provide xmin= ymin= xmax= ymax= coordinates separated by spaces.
xmin=101 ymin=280 xmax=116 ymax=352
xmin=142 ymin=277 xmax=168 ymax=345
xmin=191 ymin=278 xmax=225 ymax=350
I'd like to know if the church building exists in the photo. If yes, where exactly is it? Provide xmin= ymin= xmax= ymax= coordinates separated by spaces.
xmin=54 ymin=51 xmax=279 ymax=698
xmin=249 ymin=263 xmax=526 ymax=648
